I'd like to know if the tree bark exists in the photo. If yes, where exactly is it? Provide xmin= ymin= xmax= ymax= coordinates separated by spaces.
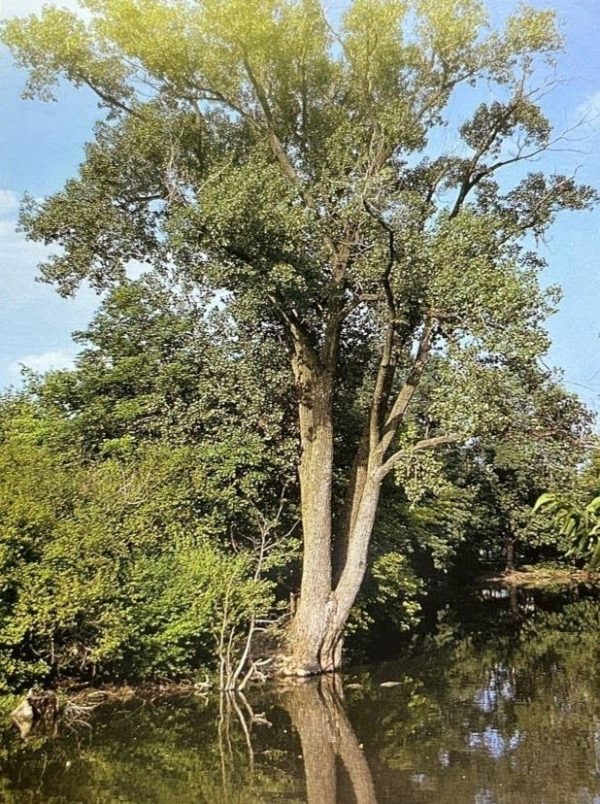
xmin=286 ymin=354 xmax=337 ymax=675
xmin=505 ymin=533 xmax=516 ymax=572
xmin=287 ymin=459 xmax=384 ymax=675
xmin=333 ymin=477 xmax=382 ymax=636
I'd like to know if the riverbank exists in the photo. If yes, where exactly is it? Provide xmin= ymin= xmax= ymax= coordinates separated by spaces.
xmin=3 ymin=566 xmax=597 ymax=717
xmin=482 ymin=564 xmax=599 ymax=589
xmin=1 ymin=678 xmax=214 ymax=717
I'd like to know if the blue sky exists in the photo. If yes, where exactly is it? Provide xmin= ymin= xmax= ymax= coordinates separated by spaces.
xmin=1 ymin=0 xmax=599 ymax=413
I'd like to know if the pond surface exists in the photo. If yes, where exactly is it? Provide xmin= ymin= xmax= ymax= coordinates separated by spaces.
xmin=1 ymin=583 xmax=600 ymax=803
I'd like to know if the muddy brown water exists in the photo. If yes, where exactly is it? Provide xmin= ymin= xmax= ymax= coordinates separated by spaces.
xmin=1 ymin=583 xmax=599 ymax=803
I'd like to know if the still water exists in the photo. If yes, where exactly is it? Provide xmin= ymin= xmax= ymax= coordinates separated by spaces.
xmin=1 ymin=584 xmax=599 ymax=803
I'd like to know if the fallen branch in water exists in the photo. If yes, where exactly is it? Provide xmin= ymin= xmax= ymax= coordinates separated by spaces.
xmin=10 ymin=688 xmax=60 ymax=738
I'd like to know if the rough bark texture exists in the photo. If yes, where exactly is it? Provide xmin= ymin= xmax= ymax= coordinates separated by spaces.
xmin=286 ymin=434 xmax=385 ymax=674
xmin=286 ymin=357 xmax=337 ymax=674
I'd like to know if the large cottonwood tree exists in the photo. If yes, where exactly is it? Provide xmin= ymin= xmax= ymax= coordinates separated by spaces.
xmin=3 ymin=0 xmax=596 ymax=674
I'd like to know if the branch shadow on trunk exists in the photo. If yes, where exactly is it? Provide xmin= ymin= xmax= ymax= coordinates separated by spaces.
xmin=283 ymin=675 xmax=378 ymax=804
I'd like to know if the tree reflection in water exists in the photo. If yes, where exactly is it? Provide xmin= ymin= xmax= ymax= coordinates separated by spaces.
xmin=284 ymin=675 xmax=377 ymax=804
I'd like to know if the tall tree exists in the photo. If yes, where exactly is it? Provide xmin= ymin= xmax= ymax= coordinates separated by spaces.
xmin=3 ymin=0 xmax=596 ymax=674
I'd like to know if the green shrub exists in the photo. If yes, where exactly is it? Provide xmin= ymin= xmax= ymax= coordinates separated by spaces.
xmin=0 ymin=405 xmax=274 ymax=690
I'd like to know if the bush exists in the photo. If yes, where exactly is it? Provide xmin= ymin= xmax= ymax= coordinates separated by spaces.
xmin=0 ymin=403 xmax=274 ymax=690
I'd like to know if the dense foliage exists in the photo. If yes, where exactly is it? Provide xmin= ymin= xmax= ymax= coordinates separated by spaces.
xmin=534 ymin=488 xmax=600 ymax=567
xmin=0 ymin=278 xmax=299 ymax=690
xmin=0 ymin=273 xmax=593 ymax=690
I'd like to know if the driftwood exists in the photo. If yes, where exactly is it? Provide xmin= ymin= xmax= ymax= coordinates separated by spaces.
xmin=10 ymin=689 xmax=60 ymax=738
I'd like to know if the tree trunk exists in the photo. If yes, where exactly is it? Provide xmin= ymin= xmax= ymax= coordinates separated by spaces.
xmin=286 ymin=358 xmax=337 ymax=675
xmin=284 ymin=320 xmax=432 ymax=675
xmin=286 ymin=445 xmax=383 ymax=674
xmin=505 ymin=533 xmax=516 ymax=573
xmin=322 ymin=476 xmax=383 ymax=670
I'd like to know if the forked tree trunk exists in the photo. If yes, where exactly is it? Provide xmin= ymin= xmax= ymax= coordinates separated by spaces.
xmin=283 ymin=315 xmax=436 ymax=676
xmin=285 ymin=359 xmax=384 ymax=674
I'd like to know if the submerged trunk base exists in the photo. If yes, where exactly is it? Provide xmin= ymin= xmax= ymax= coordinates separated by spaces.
xmin=281 ymin=610 xmax=345 ymax=677
xmin=281 ymin=663 xmax=335 ymax=678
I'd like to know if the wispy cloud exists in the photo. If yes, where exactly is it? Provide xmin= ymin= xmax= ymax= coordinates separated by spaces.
xmin=0 ymin=189 xmax=20 ymax=218
xmin=575 ymin=91 xmax=600 ymax=131
xmin=8 ymin=348 xmax=77 ymax=379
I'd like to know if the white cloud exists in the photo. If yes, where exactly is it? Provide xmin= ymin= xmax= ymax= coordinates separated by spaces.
xmin=0 ymin=218 xmax=18 ymax=236
xmin=0 ymin=209 xmax=99 ymax=390
xmin=9 ymin=348 xmax=77 ymax=378
xmin=0 ymin=217 xmax=50 ymax=293
xmin=0 ymin=189 xmax=20 ymax=218
xmin=575 ymin=91 xmax=600 ymax=130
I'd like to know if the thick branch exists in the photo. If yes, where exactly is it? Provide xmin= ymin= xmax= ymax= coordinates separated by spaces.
xmin=240 ymin=51 xmax=327 ymax=232
xmin=334 ymin=209 xmax=398 ymax=575
xmin=335 ymin=317 xmax=435 ymax=587
xmin=363 ymin=202 xmax=400 ymax=452
xmin=375 ymin=316 xmax=435 ymax=461
xmin=80 ymin=76 xmax=143 ymax=119
xmin=320 ymin=223 xmax=360 ymax=370
xmin=377 ymin=434 xmax=459 ymax=480
xmin=448 ymin=80 xmax=578 ymax=220
xmin=449 ymin=100 xmax=521 ymax=219
xmin=266 ymin=291 xmax=319 ymax=367
xmin=334 ymin=427 xmax=370 ymax=584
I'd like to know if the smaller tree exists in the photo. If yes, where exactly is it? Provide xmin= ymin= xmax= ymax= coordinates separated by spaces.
xmin=399 ymin=357 xmax=593 ymax=572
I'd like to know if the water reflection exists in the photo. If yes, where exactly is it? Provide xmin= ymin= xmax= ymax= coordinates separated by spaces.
xmin=473 ymin=663 xmax=515 ymax=712
xmin=1 ymin=587 xmax=599 ymax=803
xmin=284 ymin=675 xmax=377 ymax=804
xmin=468 ymin=726 xmax=523 ymax=759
